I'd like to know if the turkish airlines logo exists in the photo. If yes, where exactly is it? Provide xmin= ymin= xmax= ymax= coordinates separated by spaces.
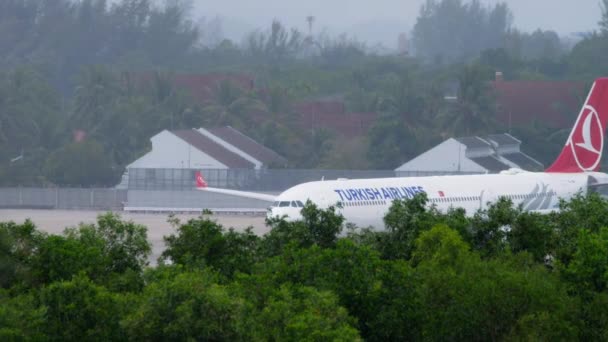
xmin=569 ymin=105 xmax=604 ymax=171
xmin=196 ymin=172 xmax=208 ymax=188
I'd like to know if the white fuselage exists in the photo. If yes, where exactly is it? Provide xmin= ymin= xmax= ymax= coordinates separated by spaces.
xmin=269 ymin=171 xmax=606 ymax=229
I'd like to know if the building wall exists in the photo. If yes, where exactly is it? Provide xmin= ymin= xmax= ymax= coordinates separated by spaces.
xmin=127 ymin=130 xmax=228 ymax=169
xmin=396 ymin=139 xmax=487 ymax=173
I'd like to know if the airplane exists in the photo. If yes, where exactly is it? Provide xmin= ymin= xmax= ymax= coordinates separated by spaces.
xmin=196 ymin=78 xmax=608 ymax=229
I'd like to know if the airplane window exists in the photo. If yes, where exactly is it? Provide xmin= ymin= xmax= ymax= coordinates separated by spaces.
xmin=279 ymin=201 xmax=290 ymax=207
xmin=291 ymin=201 xmax=298 ymax=207
xmin=272 ymin=201 xmax=279 ymax=207
xmin=297 ymin=201 xmax=305 ymax=207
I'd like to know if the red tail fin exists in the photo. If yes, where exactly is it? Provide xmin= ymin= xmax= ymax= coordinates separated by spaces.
xmin=546 ymin=78 xmax=608 ymax=173
xmin=195 ymin=171 xmax=208 ymax=188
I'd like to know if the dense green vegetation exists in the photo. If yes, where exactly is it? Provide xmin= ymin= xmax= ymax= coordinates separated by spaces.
xmin=1 ymin=0 xmax=608 ymax=186
xmin=3 ymin=193 xmax=608 ymax=340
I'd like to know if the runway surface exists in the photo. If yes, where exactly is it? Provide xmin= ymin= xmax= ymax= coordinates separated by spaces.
xmin=0 ymin=210 xmax=269 ymax=264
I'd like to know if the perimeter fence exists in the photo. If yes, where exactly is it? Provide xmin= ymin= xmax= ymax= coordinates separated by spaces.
xmin=0 ymin=169 xmax=483 ymax=211
xmin=126 ymin=168 xmax=480 ymax=191
xmin=0 ymin=188 xmax=126 ymax=210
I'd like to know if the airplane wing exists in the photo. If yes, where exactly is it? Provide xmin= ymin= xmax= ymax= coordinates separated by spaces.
xmin=194 ymin=171 xmax=276 ymax=202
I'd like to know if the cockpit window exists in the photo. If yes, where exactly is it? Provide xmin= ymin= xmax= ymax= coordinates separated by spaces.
xmin=291 ymin=201 xmax=298 ymax=207
xmin=272 ymin=201 xmax=279 ymax=207
xmin=296 ymin=201 xmax=305 ymax=207
xmin=279 ymin=201 xmax=291 ymax=207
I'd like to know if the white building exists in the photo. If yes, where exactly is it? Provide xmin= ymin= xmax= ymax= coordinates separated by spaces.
xmin=128 ymin=126 xmax=286 ymax=170
xmin=120 ymin=126 xmax=287 ymax=189
xmin=395 ymin=133 xmax=543 ymax=175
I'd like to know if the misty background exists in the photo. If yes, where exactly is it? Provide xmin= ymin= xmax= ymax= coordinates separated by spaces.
xmin=193 ymin=0 xmax=602 ymax=48
xmin=1 ymin=0 xmax=608 ymax=187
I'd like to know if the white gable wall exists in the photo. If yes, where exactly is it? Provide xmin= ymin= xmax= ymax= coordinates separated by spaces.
xmin=127 ymin=130 xmax=228 ymax=169
xmin=395 ymin=138 xmax=487 ymax=173
xmin=197 ymin=128 xmax=263 ymax=169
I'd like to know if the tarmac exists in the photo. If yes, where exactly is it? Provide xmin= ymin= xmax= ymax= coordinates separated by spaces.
xmin=0 ymin=210 xmax=269 ymax=265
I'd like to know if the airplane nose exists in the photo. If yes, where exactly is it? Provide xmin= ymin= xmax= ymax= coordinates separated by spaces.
xmin=267 ymin=207 xmax=284 ymax=220
xmin=266 ymin=208 xmax=301 ymax=222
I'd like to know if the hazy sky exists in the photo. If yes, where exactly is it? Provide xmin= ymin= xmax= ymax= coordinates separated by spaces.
xmin=194 ymin=0 xmax=603 ymax=46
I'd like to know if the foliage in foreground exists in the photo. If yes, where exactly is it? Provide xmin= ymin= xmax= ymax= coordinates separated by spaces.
xmin=2 ymin=193 xmax=608 ymax=340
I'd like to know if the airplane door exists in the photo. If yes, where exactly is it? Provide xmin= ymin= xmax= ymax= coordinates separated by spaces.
xmin=479 ymin=189 xmax=496 ymax=210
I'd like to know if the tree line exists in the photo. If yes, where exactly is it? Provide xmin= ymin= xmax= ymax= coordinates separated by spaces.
xmin=3 ymin=193 xmax=608 ymax=340
xmin=1 ymin=0 xmax=608 ymax=186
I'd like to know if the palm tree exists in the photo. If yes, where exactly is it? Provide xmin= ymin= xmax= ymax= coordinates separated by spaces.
xmin=441 ymin=64 xmax=497 ymax=136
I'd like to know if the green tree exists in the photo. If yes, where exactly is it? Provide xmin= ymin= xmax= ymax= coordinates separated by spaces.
xmin=567 ymin=34 xmax=608 ymax=79
xmin=251 ymin=240 xmax=385 ymax=337
xmin=441 ymin=63 xmax=497 ymax=136
xmin=262 ymin=202 xmax=344 ymax=256
xmin=44 ymin=140 xmax=117 ymax=186
xmin=245 ymin=20 xmax=304 ymax=65
xmin=123 ymin=269 xmax=239 ymax=341
xmin=507 ymin=211 xmax=553 ymax=262
xmin=32 ymin=234 xmax=105 ymax=286
xmin=552 ymin=192 xmax=608 ymax=265
xmin=562 ymin=228 xmax=608 ymax=294
xmin=32 ymin=213 xmax=150 ymax=290
xmin=470 ymin=197 xmax=518 ymax=257
xmin=381 ymin=193 xmax=440 ymax=260
xmin=39 ymin=274 xmax=127 ymax=341
xmin=201 ymin=79 xmax=267 ymax=128
xmin=238 ymin=285 xmax=361 ymax=341
xmin=412 ymin=224 xmax=471 ymax=267
xmin=69 ymin=213 xmax=151 ymax=274
xmin=0 ymin=67 xmax=63 ymax=186
xmin=364 ymin=260 xmax=419 ymax=341
xmin=413 ymin=0 xmax=512 ymax=63
xmin=412 ymin=225 xmax=576 ymax=341
xmin=367 ymin=111 xmax=417 ymax=169
xmin=0 ymin=291 xmax=45 ymax=340
xmin=506 ymin=29 xmax=564 ymax=61
xmin=0 ymin=220 xmax=44 ymax=289
xmin=160 ymin=217 xmax=260 ymax=278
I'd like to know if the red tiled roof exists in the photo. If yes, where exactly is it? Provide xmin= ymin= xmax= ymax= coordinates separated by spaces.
xmin=129 ymin=72 xmax=254 ymax=105
xmin=492 ymin=81 xmax=586 ymax=129
xmin=298 ymin=111 xmax=378 ymax=136
xmin=172 ymin=74 xmax=254 ymax=104
xmin=207 ymin=126 xmax=288 ymax=166
xmin=170 ymin=129 xmax=255 ymax=169
xmin=293 ymin=100 xmax=377 ymax=136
